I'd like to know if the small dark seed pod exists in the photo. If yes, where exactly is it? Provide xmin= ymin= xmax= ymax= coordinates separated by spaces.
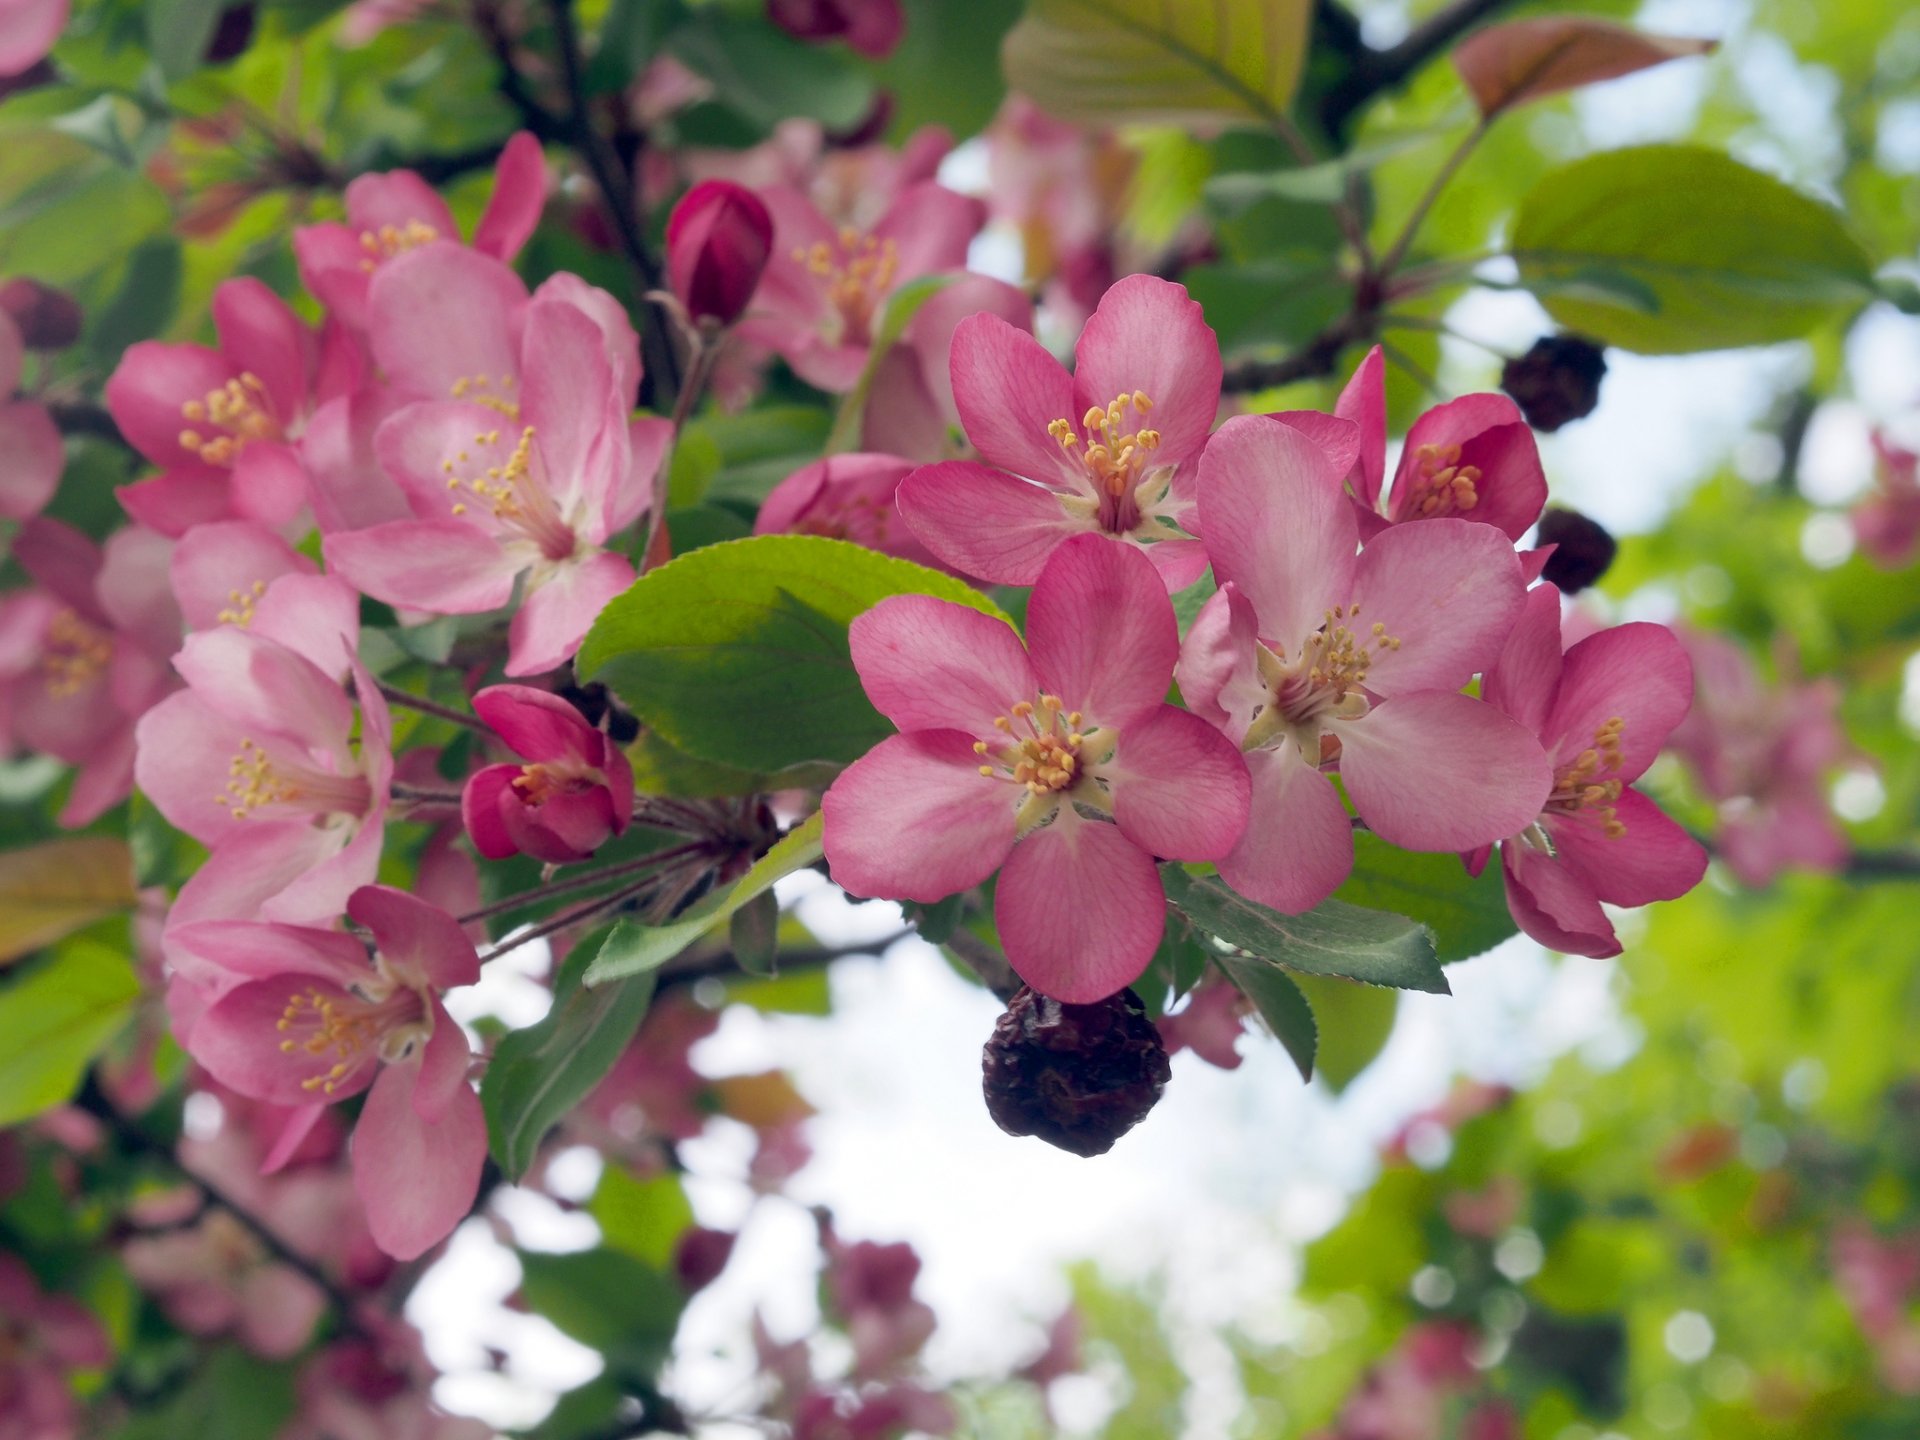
xmin=1536 ymin=507 xmax=1618 ymax=594
xmin=1501 ymin=334 xmax=1607 ymax=433
xmin=981 ymin=986 xmax=1171 ymax=1157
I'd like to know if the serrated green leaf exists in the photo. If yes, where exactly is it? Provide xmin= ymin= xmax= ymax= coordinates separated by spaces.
xmin=1217 ymin=955 xmax=1316 ymax=1080
xmin=1334 ymin=833 xmax=1517 ymax=965
xmin=0 ymin=940 xmax=140 ymax=1125
xmin=625 ymin=727 xmax=841 ymax=799
xmin=481 ymin=928 xmax=661 ymax=1179
xmin=1003 ymin=0 xmax=1313 ymax=132
xmin=729 ymin=889 xmax=779 ymax=976
xmin=584 ymin=812 xmax=825 ymax=985
xmin=1161 ymin=865 xmax=1447 ymax=993
xmin=579 ymin=535 xmax=1012 ymax=773
xmin=1512 ymin=144 xmax=1875 ymax=353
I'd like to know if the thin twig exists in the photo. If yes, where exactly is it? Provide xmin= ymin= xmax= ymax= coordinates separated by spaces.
xmin=1374 ymin=116 xmax=1490 ymax=280
xmin=457 ymin=842 xmax=712 ymax=927
xmin=1320 ymin=0 xmax=1520 ymax=136
xmin=374 ymin=680 xmax=489 ymax=733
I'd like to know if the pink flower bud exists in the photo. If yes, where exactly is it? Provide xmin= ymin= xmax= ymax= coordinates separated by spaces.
xmin=665 ymin=180 xmax=773 ymax=328
xmin=766 ymin=0 xmax=904 ymax=58
xmin=0 ymin=277 xmax=81 ymax=350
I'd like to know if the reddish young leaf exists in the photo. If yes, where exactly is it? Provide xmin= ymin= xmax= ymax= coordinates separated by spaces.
xmin=1453 ymin=17 xmax=1716 ymax=118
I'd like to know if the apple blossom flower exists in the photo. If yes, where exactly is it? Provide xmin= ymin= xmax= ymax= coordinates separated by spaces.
xmin=823 ymin=1229 xmax=936 ymax=1379
xmin=292 ymin=131 xmax=546 ymax=336
xmin=325 ymin=277 xmax=667 ymax=675
xmin=0 ymin=1253 xmax=109 ymax=1440
xmin=736 ymin=179 xmax=983 ymax=392
xmin=1329 ymin=345 xmax=1549 ymax=546
xmin=172 ymin=885 xmax=487 ymax=1259
xmin=134 ymin=591 xmax=392 ymax=931
xmin=1 ymin=276 xmax=83 ymax=350
xmin=822 ymin=534 xmax=1251 ymax=1002
xmin=1665 ymin=628 xmax=1852 ymax=885
xmin=1156 ymin=979 xmax=1249 ymax=1070
xmin=105 ymin=277 xmax=351 ymax=535
xmin=859 ymin=272 xmax=1034 ymax=463
xmin=1853 ymin=431 xmax=1920 ymax=569
xmin=1473 ymin=584 xmax=1707 ymax=958
xmin=462 ymin=684 xmax=635 ymax=863
xmin=0 ymin=307 xmax=61 ymax=521
xmin=1178 ymin=415 xmax=1550 ymax=914
xmin=667 ymin=179 xmax=775 ymax=327
xmin=283 ymin=1314 xmax=493 ymax=1440
xmin=756 ymin=453 xmax=951 ymax=569
xmin=896 ymin=275 xmax=1221 ymax=588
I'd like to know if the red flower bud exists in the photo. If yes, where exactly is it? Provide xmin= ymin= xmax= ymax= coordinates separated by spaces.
xmin=766 ymin=0 xmax=904 ymax=59
xmin=665 ymin=180 xmax=774 ymax=329
xmin=0 ymin=278 xmax=82 ymax=351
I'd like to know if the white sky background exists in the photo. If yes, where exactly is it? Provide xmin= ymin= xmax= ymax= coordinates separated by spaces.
xmin=411 ymin=1 xmax=1920 ymax=1432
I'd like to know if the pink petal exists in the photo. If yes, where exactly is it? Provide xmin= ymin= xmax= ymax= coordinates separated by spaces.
xmin=1334 ymin=345 xmax=1386 ymax=507
xmin=607 ymin=415 xmax=672 ymax=534
xmin=166 ymin=919 xmax=369 ymax=985
xmin=412 ymin=999 xmax=474 ymax=1120
xmin=995 ymin=810 xmax=1163 ymax=1003
xmin=869 ymin=182 xmax=984 ymax=285
xmin=324 ymin=520 xmax=519 ymax=614
xmin=895 ymin=459 xmax=1087 ymax=584
xmin=96 ymin=524 xmax=181 ymax=655
xmin=472 ymin=684 xmax=601 ymax=762
xmin=0 ymin=312 xmax=15 ymax=394
xmin=520 ymin=299 xmax=618 ymax=517
xmin=173 ymin=625 xmax=354 ymax=755
xmin=133 ymin=691 xmax=260 ymax=844
xmin=849 ymin=594 xmax=1033 ymax=735
xmin=1544 ymin=621 xmax=1692 ymax=781
xmin=1198 ymin=415 xmax=1353 ymax=652
xmin=1547 ymin=789 xmax=1707 ymax=907
xmin=105 ymin=341 xmax=236 ymax=468
xmin=899 ymin=272 xmax=1034 ymax=430
xmin=1391 ymin=395 xmax=1543 ymax=539
xmin=250 ymin=575 xmax=362 ymax=679
xmin=1334 ymin=692 xmax=1551 ymax=850
xmin=293 ymin=223 xmax=374 ymax=330
xmin=1265 ymin=409 xmax=1363 ymax=481
xmin=1217 ymin=744 xmax=1356 ymax=915
xmin=115 ymin=467 xmax=234 ymax=537
xmin=1480 ymin=582 xmax=1562 ymax=735
xmin=211 ymin=279 xmax=311 ymax=427
xmin=1141 ymin=536 xmax=1211 ymax=591
xmin=461 ymin=765 xmax=521 ymax=860
xmin=301 ymin=390 xmax=412 ymax=532
xmin=947 ymin=313 xmax=1080 ymax=488
xmin=1500 ymin=839 xmax=1619 ymax=958
xmin=348 ymin=885 xmax=481 ymax=991
xmin=821 ymin=732 xmax=1015 ymax=902
xmin=368 ymin=243 xmax=527 ymax=401
xmin=352 ymin=1063 xmax=486 ymax=1261
xmin=502 ymin=786 xmax=617 ymax=862
xmin=1176 ymin=584 xmax=1266 ymax=737
xmin=169 ymin=520 xmax=314 ymax=631
xmin=0 ymin=401 xmax=60 ymax=519
xmin=1072 ymin=275 xmax=1220 ymax=465
xmin=237 ymin=1267 xmax=325 ymax=1359
xmin=195 ymin=976 xmax=379 ymax=1105
xmin=505 ymin=549 xmax=634 ymax=676
xmin=0 ymin=0 xmax=65 ymax=76
xmin=531 ymin=274 xmax=642 ymax=411
xmin=227 ymin=441 xmax=310 ymax=530
xmin=345 ymin=168 xmax=459 ymax=240
xmin=258 ymin=813 xmax=384 ymax=926
xmin=1106 ymin=705 xmax=1250 ymax=860
xmin=163 ymin=822 xmax=350 ymax=932
xmin=473 ymin=131 xmax=547 ymax=260
xmin=1025 ymin=534 xmax=1177 ymax=728
xmin=1348 ymin=518 xmax=1525 ymax=696
xmin=373 ymin=398 xmax=524 ymax=521
xmin=259 ymin=1102 xmax=327 ymax=1175
xmin=861 ymin=347 xmax=950 ymax=461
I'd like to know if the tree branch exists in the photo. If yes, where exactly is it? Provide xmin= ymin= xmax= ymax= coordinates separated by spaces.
xmin=1319 ymin=0 xmax=1519 ymax=136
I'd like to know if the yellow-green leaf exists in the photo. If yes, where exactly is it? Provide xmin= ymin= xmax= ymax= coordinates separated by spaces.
xmin=0 ymin=838 xmax=138 ymax=965
xmin=0 ymin=940 xmax=141 ymax=1125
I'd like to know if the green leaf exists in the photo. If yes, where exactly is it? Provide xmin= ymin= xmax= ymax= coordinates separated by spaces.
xmin=669 ymin=10 xmax=876 ymax=131
xmin=481 ymin=928 xmax=662 ymax=1179
xmin=0 ymin=940 xmax=141 ymax=1126
xmin=863 ymin=0 xmax=1023 ymax=140
xmin=516 ymin=1248 xmax=683 ymax=1373
xmin=592 ymin=1166 xmax=694 ymax=1271
xmin=902 ymin=892 xmax=965 ymax=946
xmin=129 ymin=791 xmax=206 ymax=891
xmin=583 ymin=813 xmax=825 ymax=985
xmin=1204 ymin=131 xmax=1434 ymax=209
xmin=88 ymin=240 xmax=182 ymax=365
xmin=0 ymin=838 xmax=138 ymax=965
xmin=1288 ymin=973 xmax=1398 ymax=1091
xmin=146 ymin=0 xmax=229 ymax=81
xmin=625 ymin=727 xmax=841 ymax=799
xmin=729 ymin=890 xmax=780 ymax=976
xmin=1217 ymin=956 xmax=1316 ymax=1080
xmin=691 ymin=406 xmax=833 ymax=507
xmin=1002 ymin=0 xmax=1313 ymax=131
xmin=579 ymin=535 xmax=1012 ymax=773
xmin=1161 ymin=865 xmax=1447 ymax=993
xmin=1333 ymin=833 xmax=1517 ymax=965
xmin=1512 ymin=144 xmax=1876 ymax=353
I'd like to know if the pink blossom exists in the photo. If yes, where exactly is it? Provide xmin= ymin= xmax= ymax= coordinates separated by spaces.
xmin=293 ymin=132 xmax=546 ymax=336
xmin=1323 ymin=346 xmax=1548 ymax=546
xmin=1853 ymin=431 xmax=1920 ymax=569
xmin=823 ymin=534 xmax=1251 ymax=1002
xmin=666 ymin=178 xmax=775 ymax=326
xmin=767 ymin=0 xmax=904 ymax=58
xmin=824 ymin=1231 xmax=935 ymax=1378
xmin=737 ymin=180 xmax=983 ymax=392
xmin=105 ymin=278 xmax=346 ymax=535
xmin=756 ymin=453 xmax=950 ymax=569
xmin=683 ymin=120 xmax=950 ymax=236
xmin=283 ymin=1315 xmax=492 ymax=1440
xmin=1156 ymin=979 xmax=1249 ymax=1070
xmin=462 ymin=684 xmax=635 ymax=863
xmin=1665 ymin=629 xmax=1851 ymax=885
xmin=1178 ymin=416 xmax=1549 ymax=914
xmin=325 ymin=266 xmax=667 ymax=675
xmin=134 ymin=587 xmax=392 ymax=931
xmin=0 ymin=310 xmax=60 ymax=521
xmin=173 ymin=885 xmax=487 ymax=1259
xmin=580 ymin=994 xmax=722 ymax=1150
xmin=0 ymin=1254 xmax=108 ymax=1440
xmin=0 ymin=0 xmax=66 ymax=77
xmin=859 ymin=272 xmax=1034 ymax=463
xmin=123 ymin=1206 xmax=328 ymax=1358
xmin=1473 ymin=585 xmax=1706 ymax=957
xmin=5 ymin=518 xmax=179 ymax=824
xmin=897 ymin=275 xmax=1220 ymax=588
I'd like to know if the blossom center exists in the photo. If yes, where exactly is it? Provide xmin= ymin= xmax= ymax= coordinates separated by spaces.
xmin=511 ymin=759 xmax=601 ymax=806
xmin=448 ymin=373 xmax=521 ymax=420
xmin=357 ymin=219 xmax=440 ymax=271
xmin=215 ymin=578 xmax=269 ymax=627
xmin=797 ymin=229 xmax=898 ymax=344
xmin=178 ymin=373 xmax=284 ymax=466
xmin=442 ymin=424 xmax=578 ymax=561
xmin=1545 ymin=717 xmax=1628 ymax=838
xmin=975 ymin=695 xmax=1118 ymax=833
xmin=1242 ymin=604 xmax=1401 ymax=752
xmin=1047 ymin=391 xmax=1165 ymax=533
xmin=215 ymin=737 xmax=373 ymax=822
xmin=275 ymin=973 xmax=427 ymax=1095
xmin=41 ymin=609 xmax=112 ymax=698
xmin=1402 ymin=442 xmax=1481 ymax=518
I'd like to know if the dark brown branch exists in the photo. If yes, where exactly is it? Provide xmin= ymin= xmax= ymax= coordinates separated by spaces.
xmin=47 ymin=397 xmax=132 ymax=448
xmin=1319 ymin=0 xmax=1519 ymax=136
xmin=1219 ymin=309 xmax=1371 ymax=394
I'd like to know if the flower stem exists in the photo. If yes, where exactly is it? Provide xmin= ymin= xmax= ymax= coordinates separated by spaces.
xmin=458 ymin=842 xmax=712 ymax=928
xmin=374 ymin=680 xmax=488 ymax=733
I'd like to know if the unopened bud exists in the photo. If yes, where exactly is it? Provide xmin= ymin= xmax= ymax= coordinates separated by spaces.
xmin=673 ymin=1227 xmax=736 ymax=1295
xmin=0 ymin=279 xmax=82 ymax=351
xmin=665 ymin=180 xmax=774 ymax=329
xmin=982 ymin=987 xmax=1170 ymax=1157
xmin=206 ymin=6 xmax=257 ymax=63
xmin=1501 ymin=334 xmax=1607 ymax=432
xmin=1536 ymin=507 xmax=1617 ymax=593
xmin=766 ymin=0 xmax=904 ymax=59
